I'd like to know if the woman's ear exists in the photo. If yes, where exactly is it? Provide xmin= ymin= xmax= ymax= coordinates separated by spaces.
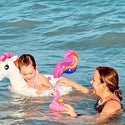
xmin=36 ymin=66 xmax=38 ymax=69
xmin=102 ymin=82 xmax=107 ymax=89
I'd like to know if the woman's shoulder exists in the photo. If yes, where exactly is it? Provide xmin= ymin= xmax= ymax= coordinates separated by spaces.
xmin=102 ymin=97 xmax=122 ymax=113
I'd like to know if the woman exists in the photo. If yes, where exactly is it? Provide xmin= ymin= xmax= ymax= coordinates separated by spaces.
xmin=57 ymin=66 xmax=123 ymax=122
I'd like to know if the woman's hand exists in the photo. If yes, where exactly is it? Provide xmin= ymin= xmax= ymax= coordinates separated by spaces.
xmin=57 ymin=78 xmax=73 ymax=87
xmin=61 ymin=104 xmax=77 ymax=117
xmin=57 ymin=78 xmax=91 ymax=94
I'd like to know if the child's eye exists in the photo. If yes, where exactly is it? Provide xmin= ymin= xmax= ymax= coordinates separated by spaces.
xmin=23 ymin=74 xmax=27 ymax=77
xmin=30 ymin=73 xmax=34 ymax=75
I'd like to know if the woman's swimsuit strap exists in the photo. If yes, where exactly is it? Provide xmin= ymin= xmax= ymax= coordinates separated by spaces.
xmin=95 ymin=98 xmax=122 ymax=113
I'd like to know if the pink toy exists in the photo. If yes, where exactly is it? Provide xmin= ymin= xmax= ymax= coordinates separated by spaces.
xmin=53 ymin=50 xmax=79 ymax=78
xmin=49 ymin=50 xmax=79 ymax=112
xmin=49 ymin=89 xmax=67 ymax=112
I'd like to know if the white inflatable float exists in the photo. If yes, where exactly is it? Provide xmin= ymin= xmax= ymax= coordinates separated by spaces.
xmin=0 ymin=51 xmax=78 ymax=97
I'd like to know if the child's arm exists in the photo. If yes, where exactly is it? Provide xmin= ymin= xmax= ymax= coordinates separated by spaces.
xmin=37 ymin=73 xmax=53 ymax=89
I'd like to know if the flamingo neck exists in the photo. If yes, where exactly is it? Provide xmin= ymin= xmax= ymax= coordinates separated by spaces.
xmin=53 ymin=89 xmax=60 ymax=102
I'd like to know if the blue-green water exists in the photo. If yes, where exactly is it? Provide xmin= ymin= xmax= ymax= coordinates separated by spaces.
xmin=0 ymin=0 xmax=125 ymax=124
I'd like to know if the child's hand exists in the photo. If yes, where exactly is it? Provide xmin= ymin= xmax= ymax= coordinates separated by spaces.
xmin=36 ymin=87 xmax=46 ymax=94
xmin=8 ymin=85 xmax=12 ymax=90
xmin=39 ymin=83 xmax=53 ymax=90
xmin=41 ymin=83 xmax=53 ymax=89
xmin=36 ymin=89 xmax=42 ymax=94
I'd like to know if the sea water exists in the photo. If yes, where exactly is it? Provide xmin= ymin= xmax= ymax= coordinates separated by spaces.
xmin=0 ymin=0 xmax=125 ymax=124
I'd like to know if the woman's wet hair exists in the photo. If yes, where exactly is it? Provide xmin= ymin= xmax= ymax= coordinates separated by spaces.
xmin=96 ymin=66 xmax=123 ymax=100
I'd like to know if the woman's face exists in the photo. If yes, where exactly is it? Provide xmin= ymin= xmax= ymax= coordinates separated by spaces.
xmin=91 ymin=70 xmax=104 ymax=96
xmin=20 ymin=64 xmax=36 ymax=83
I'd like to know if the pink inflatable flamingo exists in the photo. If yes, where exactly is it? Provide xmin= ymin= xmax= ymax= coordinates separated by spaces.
xmin=49 ymin=50 xmax=79 ymax=112
xmin=49 ymin=89 xmax=67 ymax=112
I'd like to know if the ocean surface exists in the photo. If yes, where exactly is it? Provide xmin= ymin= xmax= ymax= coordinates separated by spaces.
xmin=0 ymin=0 xmax=125 ymax=124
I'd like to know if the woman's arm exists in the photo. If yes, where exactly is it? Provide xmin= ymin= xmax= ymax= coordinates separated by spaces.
xmin=57 ymin=78 xmax=92 ymax=94
xmin=61 ymin=100 xmax=123 ymax=123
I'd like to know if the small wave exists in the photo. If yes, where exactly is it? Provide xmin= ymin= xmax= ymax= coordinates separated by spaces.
xmin=92 ymin=32 xmax=125 ymax=48
xmin=46 ymin=32 xmax=125 ymax=50
xmin=11 ymin=19 xmax=38 ymax=28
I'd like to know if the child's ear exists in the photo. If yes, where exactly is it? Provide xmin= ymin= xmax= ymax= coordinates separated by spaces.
xmin=36 ymin=66 xmax=38 ymax=69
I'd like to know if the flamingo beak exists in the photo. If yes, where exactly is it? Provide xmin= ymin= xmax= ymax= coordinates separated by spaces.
xmin=51 ymin=91 xmax=55 ymax=95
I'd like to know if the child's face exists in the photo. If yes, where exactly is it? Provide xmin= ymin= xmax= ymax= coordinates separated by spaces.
xmin=20 ymin=64 xmax=36 ymax=82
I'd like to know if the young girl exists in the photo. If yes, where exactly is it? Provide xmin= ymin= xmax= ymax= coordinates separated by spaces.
xmin=18 ymin=54 xmax=53 ymax=94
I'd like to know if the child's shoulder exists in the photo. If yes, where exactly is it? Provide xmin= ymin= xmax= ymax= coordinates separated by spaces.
xmin=37 ymin=72 xmax=48 ymax=81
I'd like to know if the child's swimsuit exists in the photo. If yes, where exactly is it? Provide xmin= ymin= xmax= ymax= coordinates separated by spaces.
xmin=33 ymin=70 xmax=39 ymax=89
xmin=95 ymin=98 xmax=122 ymax=113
